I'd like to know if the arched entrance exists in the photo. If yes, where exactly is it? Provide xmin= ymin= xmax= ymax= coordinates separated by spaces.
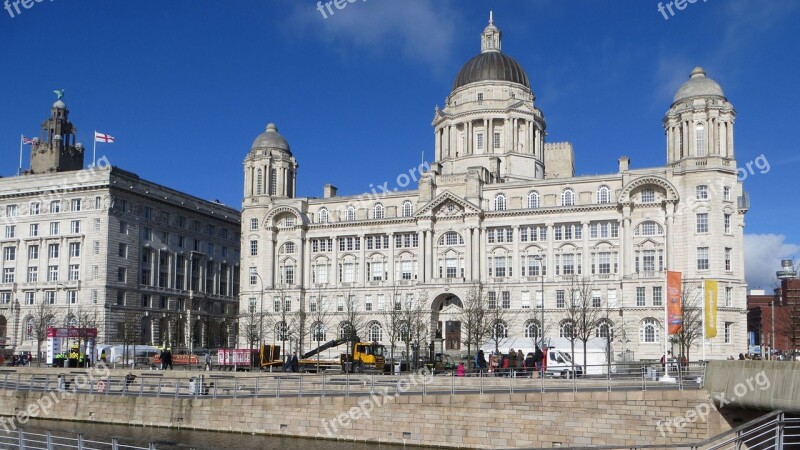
xmin=431 ymin=294 xmax=463 ymax=351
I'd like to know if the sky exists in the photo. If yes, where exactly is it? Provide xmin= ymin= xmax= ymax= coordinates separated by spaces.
xmin=0 ymin=0 xmax=798 ymax=289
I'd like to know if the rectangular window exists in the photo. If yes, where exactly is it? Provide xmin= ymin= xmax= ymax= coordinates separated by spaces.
xmin=607 ymin=289 xmax=617 ymax=308
xmin=30 ymin=203 xmax=40 ymax=215
xmin=5 ymin=226 xmax=15 ymax=239
xmin=94 ymin=218 xmax=101 ymax=231
xmin=28 ymin=245 xmax=38 ymax=260
xmin=25 ymin=292 xmax=35 ymax=305
xmin=725 ymin=248 xmax=732 ymax=271
xmin=697 ymin=247 xmax=709 ymax=270
xmin=0 ymin=292 xmax=9 ymax=304
xmin=365 ymin=295 xmax=373 ymax=312
xmin=556 ymin=290 xmax=565 ymax=309
xmin=250 ymin=240 xmax=258 ymax=256
xmin=48 ymin=243 xmax=59 ymax=259
xmin=249 ymin=267 xmax=258 ymax=285
xmin=3 ymin=268 xmax=14 ymax=283
xmin=724 ymin=214 xmax=732 ymax=234
xmin=724 ymin=322 xmax=732 ymax=344
xmin=696 ymin=185 xmax=708 ymax=200
xmin=636 ymin=287 xmax=646 ymax=307
xmin=119 ymin=243 xmax=128 ymax=258
xmin=119 ymin=222 xmax=128 ymax=234
xmin=723 ymin=187 xmax=731 ymax=201
xmin=49 ymin=222 xmax=59 ymax=235
xmin=493 ymin=132 xmax=501 ymax=149
xmin=521 ymin=291 xmax=531 ymax=309
xmin=143 ymin=227 xmax=152 ymax=240
xmin=337 ymin=295 xmax=344 ymax=312
xmin=69 ymin=242 xmax=80 ymax=258
xmin=696 ymin=213 xmax=708 ymax=233
xmin=3 ymin=247 xmax=15 ymax=261
xmin=70 ymin=220 xmax=81 ymax=234
xmin=29 ymin=224 xmax=38 ymax=237
xmin=68 ymin=264 xmax=80 ymax=281
xmin=487 ymin=291 xmax=497 ymax=309
xmin=5 ymin=205 xmax=17 ymax=217
xmin=45 ymin=291 xmax=56 ymax=305
xmin=71 ymin=199 xmax=81 ymax=212
xmin=653 ymin=286 xmax=663 ymax=306
xmin=27 ymin=267 xmax=37 ymax=283
xmin=476 ymin=133 xmax=484 ymax=150
xmin=501 ymin=291 xmax=510 ymax=309
xmin=47 ymin=265 xmax=58 ymax=282
xmin=50 ymin=200 xmax=61 ymax=213
xmin=725 ymin=287 xmax=733 ymax=307
xmin=93 ymin=241 xmax=100 ymax=255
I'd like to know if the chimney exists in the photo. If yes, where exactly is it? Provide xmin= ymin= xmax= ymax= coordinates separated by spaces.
xmin=323 ymin=184 xmax=337 ymax=198
xmin=618 ymin=156 xmax=630 ymax=172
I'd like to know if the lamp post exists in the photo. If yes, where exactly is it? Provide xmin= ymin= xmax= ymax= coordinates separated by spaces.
xmin=11 ymin=298 xmax=20 ymax=353
xmin=533 ymin=256 xmax=545 ymax=348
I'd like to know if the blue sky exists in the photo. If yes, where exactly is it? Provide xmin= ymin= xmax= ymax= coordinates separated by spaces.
xmin=1 ymin=0 xmax=798 ymax=288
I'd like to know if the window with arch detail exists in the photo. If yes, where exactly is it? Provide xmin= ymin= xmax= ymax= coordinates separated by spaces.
xmin=524 ymin=321 xmax=540 ymax=339
xmin=559 ymin=320 xmax=575 ymax=338
xmin=438 ymin=231 xmax=464 ymax=246
xmin=280 ymin=242 xmax=296 ymax=254
xmin=492 ymin=321 xmax=508 ymax=339
xmin=338 ymin=321 xmax=354 ymax=340
xmin=367 ymin=321 xmax=383 ymax=341
xmin=275 ymin=321 xmax=289 ymax=341
xmin=344 ymin=205 xmax=356 ymax=222
xmin=561 ymin=189 xmax=575 ymax=207
xmin=527 ymin=191 xmax=540 ymax=209
xmin=494 ymin=194 xmax=507 ymax=211
xmin=372 ymin=203 xmax=384 ymax=219
xmin=255 ymin=169 xmax=263 ymax=195
xmin=634 ymin=221 xmax=664 ymax=237
xmin=597 ymin=185 xmax=611 ymax=204
xmin=596 ymin=320 xmax=613 ymax=339
xmin=640 ymin=318 xmax=659 ymax=343
xmin=318 ymin=208 xmax=329 ymax=224
xmin=401 ymin=201 xmax=414 ymax=217
xmin=312 ymin=322 xmax=326 ymax=342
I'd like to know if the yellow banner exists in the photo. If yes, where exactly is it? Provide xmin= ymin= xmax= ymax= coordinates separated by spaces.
xmin=704 ymin=280 xmax=718 ymax=338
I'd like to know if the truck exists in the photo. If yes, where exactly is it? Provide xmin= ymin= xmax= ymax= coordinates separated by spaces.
xmin=216 ymin=345 xmax=283 ymax=371
xmin=300 ymin=337 xmax=385 ymax=373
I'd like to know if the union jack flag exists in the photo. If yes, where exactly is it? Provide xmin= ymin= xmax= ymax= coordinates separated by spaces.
xmin=21 ymin=136 xmax=33 ymax=145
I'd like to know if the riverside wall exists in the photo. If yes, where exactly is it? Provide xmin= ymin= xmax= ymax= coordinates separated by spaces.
xmin=0 ymin=381 xmax=732 ymax=449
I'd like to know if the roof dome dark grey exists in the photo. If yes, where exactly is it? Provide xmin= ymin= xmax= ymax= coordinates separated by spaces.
xmin=251 ymin=123 xmax=291 ymax=154
xmin=673 ymin=67 xmax=725 ymax=103
xmin=453 ymin=52 xmax=530 ymax=90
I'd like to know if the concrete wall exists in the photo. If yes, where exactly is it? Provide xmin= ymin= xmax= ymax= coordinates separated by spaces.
xmin=0 ymin=387 xmax=731 ymax=449
xmin=705 ymin=360 xmax=800 ymax=413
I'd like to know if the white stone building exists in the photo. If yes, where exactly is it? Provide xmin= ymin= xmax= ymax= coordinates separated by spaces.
xmin=0 ymin=99 xmax=241 ymax=354
xmin=239 ymin=18 xmax=748 ymax=361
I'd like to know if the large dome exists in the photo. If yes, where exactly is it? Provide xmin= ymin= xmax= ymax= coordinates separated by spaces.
xmin=453 ymin=51 xmax=530 ymax=90
xmin=251 ymin=123 xmax=291 ymax=154
xmin=673 ymin=67 xmax=725 ymax=103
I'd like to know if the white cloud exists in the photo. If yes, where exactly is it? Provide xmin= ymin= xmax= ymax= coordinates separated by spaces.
xmin=744 ymin=234 xmax=800 ymax=290
xmin=284 ymin=0 xmax=462 ymax=73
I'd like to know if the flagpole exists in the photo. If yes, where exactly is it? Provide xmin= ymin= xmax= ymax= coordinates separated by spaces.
xmin=92 ymin=130 xmax=96 ymax=167
xmin=18 ymin=135 xmax=23 ymax=175
xmin=664 ymin=276 xmax=669 ymax=378
xmin=702 ymin=279 xmax=706 ymax=362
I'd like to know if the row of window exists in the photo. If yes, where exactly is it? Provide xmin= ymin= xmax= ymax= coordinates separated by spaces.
xmin=2 ymin=264 xmax=80 ymax=283
xmin=696 ymin=213 xmax=734 ymax=234
xmin=2 ymin=242 xmax=82 ymax=262
xmin=4 ymin=199 xmax=87 ymax=218
xmin=138 ymin=224 xmax=237 ymax=259
xmin=128 ymin=201 xmax=236 ymax=240
xmin=4 ymin=220 xmax=82 ymax=239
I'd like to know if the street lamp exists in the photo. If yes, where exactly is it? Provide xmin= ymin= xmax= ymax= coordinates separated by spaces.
xmin=533 ymin=255 xmax=545 ymax=349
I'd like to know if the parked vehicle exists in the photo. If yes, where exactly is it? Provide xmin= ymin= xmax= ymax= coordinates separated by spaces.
xmin=298 ymin=337 xmax=385 ymax=373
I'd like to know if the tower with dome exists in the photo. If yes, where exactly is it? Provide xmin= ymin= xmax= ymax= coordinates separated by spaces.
xmin=240 ymin=16 xmax=747 ymax=362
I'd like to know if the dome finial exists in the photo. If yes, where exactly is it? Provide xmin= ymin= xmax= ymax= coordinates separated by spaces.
xmin=489 ymin=10 xmax=493 ymax=25
xmin=481 ymin=12 xmax=501 ymax=53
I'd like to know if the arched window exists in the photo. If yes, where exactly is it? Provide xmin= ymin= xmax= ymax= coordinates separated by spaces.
xmin=280 ymin=242 xmax=296 ymax=254
xmin=597 ymin=185 xmax=611 ymax=204
xmin=561 ymin=189 xmax=575 ymax=207
xmin=634 ymin=221 xmax=664 ymax=237
xmin=524 ymin=321 xmax=540 ymax=339
xmin=438 ymin=231 xmax=464 ymax=246
xmin=527 ymin=191 xmax=540 ymax=209
xmin=399 ymin=321 xmax=410 ymax=342
xmin=401 ymin=201 xmax=414 ymax=218
xmin=318 ymin=208 xmax=329 ymax=224
xmin=596 ymin=320 xmax=613 ymax=339
xmin=275 ymin=321 xmax=289 ymax=341
xmin=25 ymin=317 xmax=34 ymax=340
xmin=338 ymin=321 xmax=354 ymax=340
xmin=492 ymin=321 xmax=508 ymax=339
xmin=344 ymin=205 xmax=356 ymax=221
xmin=494 ymin=194 xmax=507 ymax=211
xmin=696 ymin=123 xmax=705 ymax=157
xmin=255 ymin=169 xmax=263 ymax=195
xmin=373 ymin=203 xmax=384 ymax=219
xmin=270 ymin=169 xmax=277 ymax=196
xmin=367 ymin=321 xmax=383 ymax=342
xmin=640 ymin=318 xmax=659 ymax=343
xmin=559 ymin=320 xmax=574 ymax=338
xmin=312 ymin=322 xmax=326 ymax=342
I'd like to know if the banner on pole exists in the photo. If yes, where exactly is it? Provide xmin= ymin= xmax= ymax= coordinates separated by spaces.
xmin=667 ymin=271 xmax=683 ymax=335
xmin=704 ymin=279 xmax=718 ymax=338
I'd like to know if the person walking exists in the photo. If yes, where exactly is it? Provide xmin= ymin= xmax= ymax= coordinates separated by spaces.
xmin=204 ymin=352 xmax=212 ymax=371
xmin=516 ymin=349 xmax=524 ymax=373
xmin=165 ymin=349 xmax=173 ymax=370
xmin=456 ymin=362 xmax=466 ymax=377
xmin=290 ymin=352 xmax=299 ymax=373
xmin=534 ymin=345 xmax=544 ymax=378
xmin=477 ymin=350 xmax=487 ymax=375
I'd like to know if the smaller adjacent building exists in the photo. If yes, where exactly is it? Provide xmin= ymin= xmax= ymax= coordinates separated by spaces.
xmin=746 ymin=260 xmax=800 ymax=356
xmin=0 ymin=97 xmax=242 ymax=355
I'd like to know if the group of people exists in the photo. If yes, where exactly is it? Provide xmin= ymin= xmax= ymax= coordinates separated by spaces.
xmin=4 ymin=354 xmax=31 ymax=366
xmin=283 ymin=352 xmax=300 ymax=372
xmin=471 ymin=347 xmax=546 ymax=376
xmin=159 ymin=349 xmax=174 ymax=370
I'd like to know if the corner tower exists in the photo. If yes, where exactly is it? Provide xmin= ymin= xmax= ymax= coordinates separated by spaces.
xmin=432 ymin=13 xmax=546 ymax=182
xmin=29 ymin=93 xmax=85 ymax=174
xmin=664 ymin=67 xmax=736 ymax=166
xmin=243 ymin=123 xmax=298 ymax=200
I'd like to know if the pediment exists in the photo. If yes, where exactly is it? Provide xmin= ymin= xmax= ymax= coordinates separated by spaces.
xmin=416 ymin=191 xmax=481 ymax=218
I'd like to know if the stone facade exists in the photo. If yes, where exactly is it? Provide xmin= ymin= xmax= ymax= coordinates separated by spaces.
xmin=0 ymin=101 xmax=241 ymax=353
xmin=238 ymin=18 xmax=748 ymax=361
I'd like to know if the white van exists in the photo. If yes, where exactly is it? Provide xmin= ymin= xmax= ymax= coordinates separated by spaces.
xmin=545 ymin=349 xmax=583 ymax=378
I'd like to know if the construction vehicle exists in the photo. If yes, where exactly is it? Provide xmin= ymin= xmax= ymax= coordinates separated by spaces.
xmin=301 ymin=336 xmax=385 ymax=373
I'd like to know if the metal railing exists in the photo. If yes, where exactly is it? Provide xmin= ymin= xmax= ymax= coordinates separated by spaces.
xmin=0 ymin=428 xmax=157 ymax=450
xmin=513 ymin=410 xmax=799 ymax=449
xmin=0 ymin=362 xmax=705 ymax=399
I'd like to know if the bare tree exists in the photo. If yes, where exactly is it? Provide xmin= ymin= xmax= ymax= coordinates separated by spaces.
xmin=570 ymin=276 xmax=604 ymax=373
xmin=116 ymin=310 xmax=143 ymax=367
xmin=458 ymin=287 xmax=489 ymax=367
xmin=676 ymin=280 xmax=703 ymax=361
xmin=72 ymin=306 xmax=99 ymax=366
xmin=340 ymin=288 xmax=366 ymax=361
xmin=30 ymin=301 xmax=57 ymax=367
xmin=400 ymin=290 xmax=429 ymax=370
xmin=306 ymin=286 xmax=331 ymax=371
xmin=484 ymin=290 xmax=518 ymax=356
xmin=238 ymin=307 xmax=261 ymax=357
xmin=559 ymin=275 xmax=582 ymax=375
xmin=381 ymin=285 xmax=404 ymax=366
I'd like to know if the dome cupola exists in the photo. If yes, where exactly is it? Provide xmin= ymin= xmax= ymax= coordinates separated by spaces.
xmin=672 ymin=67 xmax=725 ymax=104
xmin=251 ymin=123 xmax=291 ymax=155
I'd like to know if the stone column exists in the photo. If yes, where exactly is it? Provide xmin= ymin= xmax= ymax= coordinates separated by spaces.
xmin=545 ymin=223 xmax=554 ymax=282
xmin=388 ymin=232 xmax=396 ymax=283
xmin=512 ymin=225 xmax=520 ymax=281
xmin=265 ymin=231 xmax=276 ymax=288
xmin=301 ymin=233 xmax=310 ymax=288
xmin=332 ymin=236 xmax=339 ymax=287
xmin=665 ymin=202 xmax=675 ymax=270
xmin=727 ymin=121 xmax=734 ymax=157
xmin=359 ymin=233 xmax=366 ymax=284
xmin=464 ymin=227 xmax=473 ymax=281
xmin=435 ymin=128 xmax=441 ymax=161
xmin=621 ymin=206 xmax=632 ymax=276
xmin=581 ymin=221 xmax=590 ymax=276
